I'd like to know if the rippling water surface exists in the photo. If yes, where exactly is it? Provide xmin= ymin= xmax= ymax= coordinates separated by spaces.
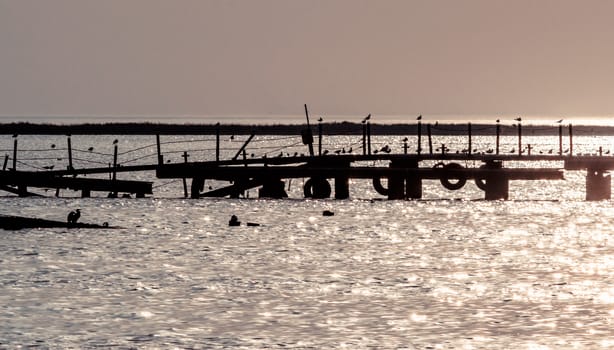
xmin=0 ymin=134 xmax=613 ymax=348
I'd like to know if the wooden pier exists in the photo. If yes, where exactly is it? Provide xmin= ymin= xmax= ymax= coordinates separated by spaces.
xmin=3 ymin=115 xmax=614 ymax=201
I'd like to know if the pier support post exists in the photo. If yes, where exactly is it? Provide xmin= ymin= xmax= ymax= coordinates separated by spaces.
xmin=81 ymin=189 xmax=91 ymax=198
xmin=17 ymin=184 xmax=27 ymax=197
xmin=335 ymin=176 xmax=350 ymax=199
xmin=484 ymin=177 xmax=509 ymax=200
xmin=390 ymin=159 xmax=422 ymax=200
xmin=191 ymin=177 xmax=205 ymax=199
xmin=477 ymin=161 xmax=509 ymax=200
xmin=259 ymin=179 xmax=288 ymax=199
xmin=586 ymin=169 xmax=611 ymax=201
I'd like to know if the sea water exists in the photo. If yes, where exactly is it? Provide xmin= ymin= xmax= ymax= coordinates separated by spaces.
xmin=0 ymin=132 xmax=613 ymax=349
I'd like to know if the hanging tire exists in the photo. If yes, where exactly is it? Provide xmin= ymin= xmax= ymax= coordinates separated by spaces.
xmin=437 ymin=162 xmax=467 ymax=190
xmin=475 ymin=164 xmax=488 ymax=191
xmin=304 ymin=177 xmax=331 ymax=199
xmin=372 ymin=177 xmax=389 ymax=196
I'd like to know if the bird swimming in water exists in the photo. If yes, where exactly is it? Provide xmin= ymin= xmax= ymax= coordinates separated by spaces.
xmin=88 ymin=147 xmax=94 ymax=152
xmin=50 ymin=144 xmax=56 ymax=149
xmin=67 ymin=209 xmax=81 ymax=225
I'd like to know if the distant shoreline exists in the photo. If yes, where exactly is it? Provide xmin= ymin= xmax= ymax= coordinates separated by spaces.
xmin=1 ymin=121 xmax=613 ymax=136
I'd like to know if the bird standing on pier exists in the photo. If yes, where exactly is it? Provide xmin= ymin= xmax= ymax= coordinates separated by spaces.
xmin=362 ymin=114 xmax=371 ymax=123
xmin=112 ymin=139 xmax=118 ymax=144
xmin=417 ymin=115 xmax=422 ymax=120
xmin=515 ymin=117 xmax=522 ymax=122
xmin=67 ymin=209 xmax=81 ymax=225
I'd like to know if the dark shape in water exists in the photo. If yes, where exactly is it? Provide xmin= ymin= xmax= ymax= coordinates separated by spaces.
xmin=229 ymin=215 xmax=240 ymax=226
xmin=323 ymin=210 xmax=334 ymax=216
xmin=0 ymin=214 xmax=117 ymax=230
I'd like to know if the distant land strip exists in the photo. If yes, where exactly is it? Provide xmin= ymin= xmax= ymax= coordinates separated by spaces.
xmin=1 ymin=122 xmax=614 ymax=136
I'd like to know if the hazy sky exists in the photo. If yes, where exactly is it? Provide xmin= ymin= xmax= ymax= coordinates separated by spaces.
xmin=2 ymin=0 xmax=614 ymax=120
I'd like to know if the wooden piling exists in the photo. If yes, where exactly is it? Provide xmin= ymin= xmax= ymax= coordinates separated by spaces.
xmin=182 ymin=151 xmax=189 ymax=198
xmin=215 ymin=123 xmax=220 ymax=162
xmin=156 ymin=134 xmax=163 ymax=165
xmin=558 ymin=124 xmax=563 ymax=155
xmin=67 ymin=136 xmax=73 ymax=171
xmin=417 ymin=121 xmax=422 ymax=154
xmin=518 ymin=122 xmax=522 ymax=156
xmin=318 ymin=122 xmax=322 ymax=156
xmin=569 ymin=124 xmax=573 ymax=156
xmin=12 ymin=138 xmax=17 ymax=171
xmin=496 ymin=122 xmax=500 ymax=155
xmin=367 ymin=122 xmax=372 ymax=155
xmin=427 ymin=124 xmax=433 ymax=154
xmin=3 ymin=155 xmax=8 ymax=171
xmin=468 ymin=122 xmax=472 ymax=155
xmin=362 ymin=123 xmax=367 ymax=155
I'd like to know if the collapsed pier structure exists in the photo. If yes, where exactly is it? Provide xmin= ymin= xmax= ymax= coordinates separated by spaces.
xmin=1 ymin=113 xmax=614 ymax=201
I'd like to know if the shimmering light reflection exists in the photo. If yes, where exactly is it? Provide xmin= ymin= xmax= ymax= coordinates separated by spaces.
xmin=1 ymin=135 xmax=614 ymax=348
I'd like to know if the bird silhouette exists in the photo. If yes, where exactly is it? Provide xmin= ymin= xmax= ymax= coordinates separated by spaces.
xmin=50 ymin=144 xmax=56 ymax=149
xmin=402 ymin=137 xmax=408 ymax=142
xmin=230 ymin=135 xmax=235 ymax=140
xmin=347 ymin=147 xmax=352 ymax=153
xmin=112 ymin=139 xmax=118 ymax=144
xmin=515 ymin=117 xmax=522 ymax=122
xmin=556 ymin=119 xmax=563 ymax=123
xmin=496 ymin=119 xmax=500 ymax=123
xmin=317 ymin=117 xmax=323 ymax=122
xmin=509 ymin=148 xmax=515 ymax=153
xmin=417 ymin=115 xmax=422 ymax=120
xmin=362 ymin=114 xmax=371 ymax=123
xmin=67 ymin=209 xmax=81 ymax=225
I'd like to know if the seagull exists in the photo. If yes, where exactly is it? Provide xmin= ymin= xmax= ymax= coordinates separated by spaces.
xmin=88 ymin=147 xmax=94 ymax=152
xmin=515 ymin=117 xmax=522 ymax=122
xmin=402 ymin=137 xmax=408 ymax=142
xmin=417 ymin=115 xmax=422 ymax=121
xmin=230 ymin=135 xmax=235 ymax=140
xmin=496 ymin=119 xmax=500 ymax=123
xmin=50 ymin=144 xmax=56 ymax=149
xmin=362 ymin=114 xmax=371 ymax=123
xmin=509 ymin=148 xmax=515 ymax=154
xmin=317 ymin=117 xmax=323 ymax=122
xmin=556 ymin=119 xmax=563 ymax=123
xmin=112 ymin=139 xmax=118 ymax=144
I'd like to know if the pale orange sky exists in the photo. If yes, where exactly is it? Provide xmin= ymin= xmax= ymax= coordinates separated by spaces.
xmin=2 ymin=0 xmax=614 ymax=120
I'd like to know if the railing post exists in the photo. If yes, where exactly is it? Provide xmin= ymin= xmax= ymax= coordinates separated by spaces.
xmin=367 ymin=121 xmax=372 ymax=155
xmin=468 ymin=122 xmax=472 ymax=155
xmin=67 ymin=135 xmax=73 ymax=171
xmin=215 ymin=123 xmax=220 ymax=162
xmin=427 ymin=124 xmax=433 ymax=154
xmin=12 ymin=138 xmax=17 ymax=171
xmin=569 ymin=124 xmax=573 ymax=156
xmin=558 ymin=124 xmax=563 ymax=156
xmin=417 ymin=121 xmax=422 ymax=154
xmin=518 ymin=122 xmax=522 ymax=156
xmin=496 ymin=122 xmax=500 ymax=155
xmin=156 ymin=134 xmax=163 ymax=165
xmin=182 ymin=151 xmax=189 ymax=198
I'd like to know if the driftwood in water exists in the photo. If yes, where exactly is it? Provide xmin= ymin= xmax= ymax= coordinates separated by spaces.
xmin=0 ymin=215 xmax=119 ymax=230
